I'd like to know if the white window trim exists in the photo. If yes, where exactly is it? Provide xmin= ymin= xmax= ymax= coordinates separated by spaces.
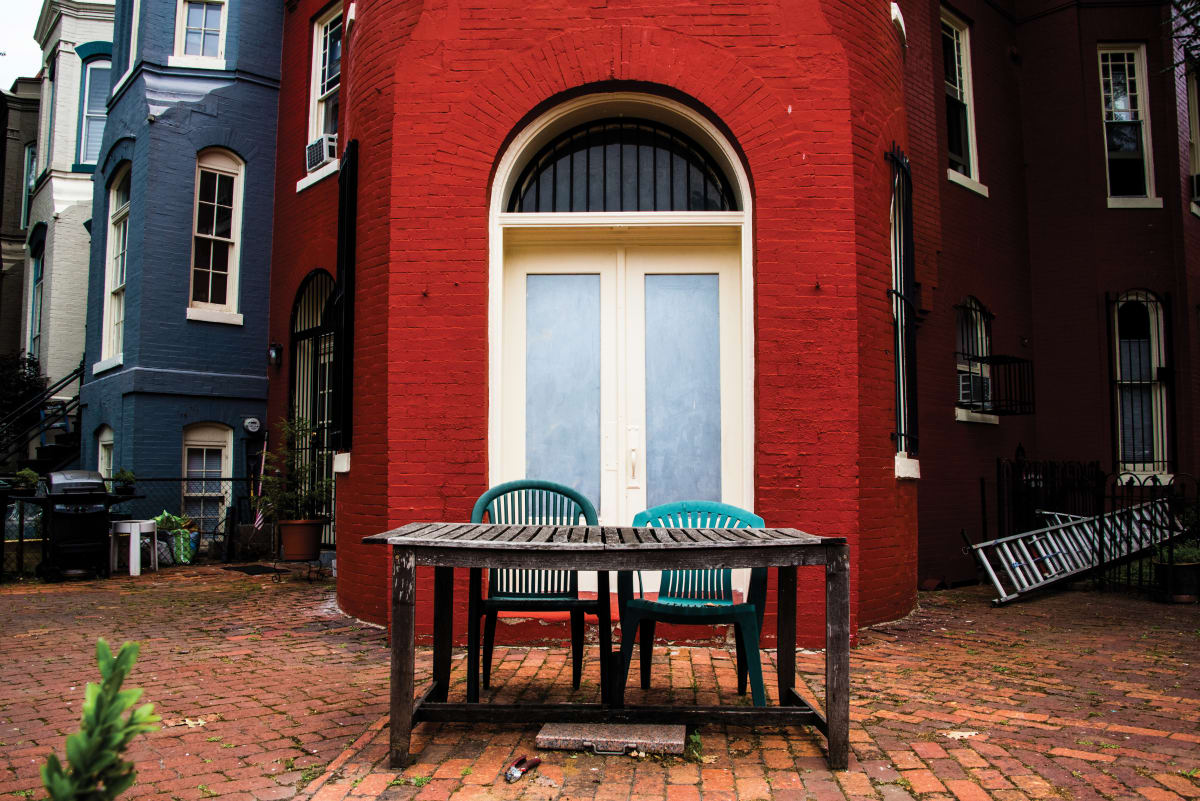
xmin=946 ymin=168 xmax=989 ymax=197
xmin=112 ymin=0 xmax=142 ymax=94
xmin=92 ymin=354 xmax=124 ymax=375
xmin=102 ymin=166 xmax=131 ymax=362
xmin=296 ymin=159 xmax=339 ymax=192
xmin=955 ymin=408 xmax=999 ymax=425
xmin=1113 ymin=290 xmax=1169 ymax=474
xmin=1098 ymin=44 xmax=1157 ymax=202
xmin=79 ymin=59 xmax=111 ymax=165
xmin=182 ymin=423 xmax=234 ymax=532
xmin=941 ymin=9 xmax=981 ymax=183
xmin=307 ymin=5 xmax=343 ymax=146
xmin=189 ymin=149 xmax=243 ymax=315
xmin=171 ymin=0 xmax=228 ymax=69
xmin=894 ymin=453 xmax=921 ymax=479
xmin=186 ymin=307 xmax=243 ymax=325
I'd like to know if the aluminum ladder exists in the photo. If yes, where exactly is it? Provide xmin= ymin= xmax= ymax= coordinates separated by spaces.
xmin=969 ymin=498 xmax=1175 ymax=605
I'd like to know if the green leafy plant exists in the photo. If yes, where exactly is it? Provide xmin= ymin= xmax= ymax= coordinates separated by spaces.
xmin=14 ymin=468 xmax=40 ymax=490
xmin=112 ymin=469 xmax=136 ymax=486
xmin=253 ymin=418 xmax=333 ymax=522
xmin=41 ymin=639 xmax=160 ymax=801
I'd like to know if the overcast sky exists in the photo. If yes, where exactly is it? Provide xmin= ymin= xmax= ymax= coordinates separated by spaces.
xmin=0 ymin=1 xmax=44 ymax=90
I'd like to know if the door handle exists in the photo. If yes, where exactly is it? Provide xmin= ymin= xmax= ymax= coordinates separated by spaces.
xmin=630 ymin=447 xmax=638 ymax=480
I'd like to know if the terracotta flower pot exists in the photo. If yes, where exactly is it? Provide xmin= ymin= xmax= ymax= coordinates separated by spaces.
xmin=278 ymin=519 xmax=323 ymax=561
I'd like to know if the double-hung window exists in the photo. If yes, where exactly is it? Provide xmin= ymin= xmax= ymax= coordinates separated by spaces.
xmin=941 ymin=10 xmax=982 ymax=192
xmin=78 ymin=59 xmax=111 ymax=165
xmin=1098 ymin=45 xmax=1157 ymax=204
xmin=98 ymin=426 xmax=115 ymax=481
xmin=955 ymin=297 xmax=992 ymax=412
xmin=21 ymin=143 xmax=36 ymax=229
xmin=183 ymin=423 xmax=232 ymax=539
xmin=1112 ymin=291 xmax=1170 ymax=474
xmin=103 ymin=167 xmax=131 ymax=361
xmin=189 ymin=149 xmax=243 ymax=320
xmin=309 ymin=7 xmax=342 ymax=145
xmin=171 ymin=0 xmax=226 ymax=68
xmin=28 ymin=255 xmax=43 ymax=361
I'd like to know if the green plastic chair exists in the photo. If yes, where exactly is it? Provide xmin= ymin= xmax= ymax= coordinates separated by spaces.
xmin=471 ymin=479 xmax=600 ymax=690
xmin=618 ymin=501 xmax=768 ymax=706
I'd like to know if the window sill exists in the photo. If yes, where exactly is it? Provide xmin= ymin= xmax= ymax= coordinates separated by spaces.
xmin=1117 ymin=469 xmax=1173 ymax=482
xmin=955 ymin=408 xmax=999 ymax=425
xmin=92 ymin=355 xmax=123 ymax=375
xmin=1190 ymin=201 xmax=1200 ymax=219
xmin=71 ymin=163 xmax=97 ymax=174
xmin=947 ymin=169 xmax=989 ymax=198
xmin=187 ymin=307 xmax=243 ymax=325
xmin=167 ymin=55 xmax=227 ymax=70
xmin=894 ymin=453 xmax=920 ymax=480
xmin=296 ymin=160 xmax=339 ymax=193
xmin=1107 ymin=196 xmax=1163 ymax=209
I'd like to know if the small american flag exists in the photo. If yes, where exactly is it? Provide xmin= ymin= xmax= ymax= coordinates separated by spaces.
xmin=253 ymin=431 xmax=268 ymax=531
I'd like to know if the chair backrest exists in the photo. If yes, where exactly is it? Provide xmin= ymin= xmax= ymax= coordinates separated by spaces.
xmin=472 ymin=479 xmax=598 ymax=598
xmin=633 ymin=500 xmax=764 ymax=602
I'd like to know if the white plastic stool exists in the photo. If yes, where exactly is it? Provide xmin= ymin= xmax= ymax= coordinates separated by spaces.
xmin=110 ymin=520 xmax=159 ymax=576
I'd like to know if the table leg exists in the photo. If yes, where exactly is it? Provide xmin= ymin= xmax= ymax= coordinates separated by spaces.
xmin=825 ymin=544 xmax=850 ymax=770
xmin=467 ymin=567 xmax=482 ymax=703
xmin=432 ymin=566 xmax=454 ymax=702
xmin=129 ymin=530 xmax=141 ymax=577
xmin=596 ymin=570 xmax=611 ymax=706
xmin=776 ymin=565 xmax=797 ymax=705
xmin=612 ymin=571 xmax=634 ymax=708
xmin=389 ymin=548 xmax=417 ymax=768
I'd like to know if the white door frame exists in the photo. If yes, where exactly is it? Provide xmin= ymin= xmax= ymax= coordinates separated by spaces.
xmin=487 ymin=92 xmax=755 ymax=515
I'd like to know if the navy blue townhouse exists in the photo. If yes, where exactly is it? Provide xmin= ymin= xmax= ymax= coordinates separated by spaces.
xmin=80 ymin=0 xmax=283 ymax=537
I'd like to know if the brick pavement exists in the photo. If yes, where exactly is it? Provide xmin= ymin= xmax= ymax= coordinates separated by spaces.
xmin=1 ymin=567 xmax=1197 ymax=801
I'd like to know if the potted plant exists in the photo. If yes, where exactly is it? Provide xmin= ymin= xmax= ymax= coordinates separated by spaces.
xmin=113 ymin=468 xmax=136 ymax=496
xmin=1154 ymin=539 xmax=1200 ymax=604
xmin=254 ymin=418 xmax=332 ymax=562
xmin=14 ymin=468 xmax=40 ymax=494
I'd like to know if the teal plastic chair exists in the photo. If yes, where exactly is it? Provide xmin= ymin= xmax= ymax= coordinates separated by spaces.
xmin=471 ymin=479 xmax=600 ymax=690
xmin=618 ymin=501 xmax=768 ymax=706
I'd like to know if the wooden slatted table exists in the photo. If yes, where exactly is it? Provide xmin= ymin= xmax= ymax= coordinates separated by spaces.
xmin=363 ymin=523 xmax=850 ymax=769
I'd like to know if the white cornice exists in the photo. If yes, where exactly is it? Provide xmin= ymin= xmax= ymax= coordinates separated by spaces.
xmin=35 ymin=0 xmax=115 ymax=49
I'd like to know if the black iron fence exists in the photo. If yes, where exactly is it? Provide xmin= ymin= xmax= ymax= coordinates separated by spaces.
xmin=1099 ymin=473 xmax=1199 ymax=599
xmin=990 ymin=455 xmax=1198 ymax=601
xmin=995 ymin=453 xmax=1105 ymax=539
xmin=2 ymin=497 xmax=43 ymax=576
xmin=110 ymin=477 xmax=255 ymax=562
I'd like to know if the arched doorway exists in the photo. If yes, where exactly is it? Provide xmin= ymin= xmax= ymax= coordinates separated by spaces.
xmin=290 ymin=270 xmax=337 ymax=546
xmin=489 ymin=93 xmax=753 ymax=533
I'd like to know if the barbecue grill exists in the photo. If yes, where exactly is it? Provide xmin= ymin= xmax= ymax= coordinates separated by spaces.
xmin=32 ymin=470 xmax=125 ymax=579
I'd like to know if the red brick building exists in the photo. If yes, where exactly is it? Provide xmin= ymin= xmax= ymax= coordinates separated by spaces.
xmin=266 ymin=0 xmax=1200 ymax=636
xmin=906 ymin=0 xmax=1200 ymax=586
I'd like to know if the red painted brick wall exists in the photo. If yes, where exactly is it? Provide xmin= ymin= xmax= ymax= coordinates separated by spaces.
xmin=270 ymin=0 xmax=919 ymax=645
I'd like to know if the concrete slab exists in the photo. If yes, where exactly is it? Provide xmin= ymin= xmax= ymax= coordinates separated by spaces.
xmin=535 ymin=722 xmax=688 ymax=755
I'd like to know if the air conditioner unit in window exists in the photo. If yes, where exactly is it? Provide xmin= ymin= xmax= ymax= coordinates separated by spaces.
xmin=957 ymin=373 xmax=991 ymax=407
xmin=305 ymin=134 xmax=338 ymax=172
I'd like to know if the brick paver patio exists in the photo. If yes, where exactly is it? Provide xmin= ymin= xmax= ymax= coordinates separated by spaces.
xmin=1 ymin=566 xmax=1196 ymax=801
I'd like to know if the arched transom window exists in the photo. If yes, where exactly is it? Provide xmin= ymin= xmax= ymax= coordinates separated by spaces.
xmin=507 ymin=118 xmax=739 ymax=213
